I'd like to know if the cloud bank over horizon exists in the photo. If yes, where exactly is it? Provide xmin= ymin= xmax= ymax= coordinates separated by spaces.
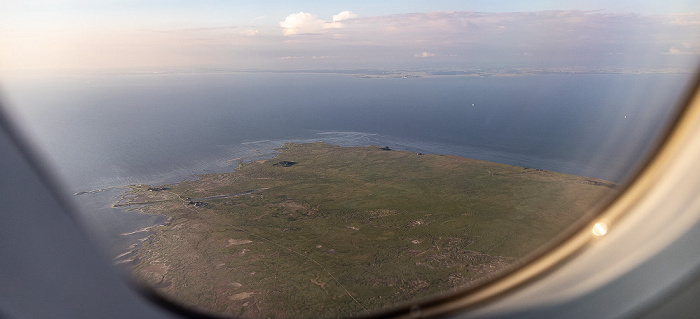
xmin=2 ymin=9 xmax=699 ymax=72
xmin=276 ymin=10 xmax=358 ymax=36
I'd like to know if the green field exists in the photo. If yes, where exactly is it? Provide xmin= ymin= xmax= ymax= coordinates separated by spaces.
xmin=118 ymin=142 xmax=614 ymax=318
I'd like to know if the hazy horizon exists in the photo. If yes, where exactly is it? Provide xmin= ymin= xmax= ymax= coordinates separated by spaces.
xmin=2 ymin=1 xmax=699 ymax=74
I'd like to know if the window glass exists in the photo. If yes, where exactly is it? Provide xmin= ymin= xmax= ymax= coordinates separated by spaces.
xmin=1 ymin=1 xmax=699 ymax=317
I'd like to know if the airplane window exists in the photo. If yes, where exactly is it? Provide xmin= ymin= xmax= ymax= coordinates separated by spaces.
xmin=1 ymin=1 xmax=699 ymax=318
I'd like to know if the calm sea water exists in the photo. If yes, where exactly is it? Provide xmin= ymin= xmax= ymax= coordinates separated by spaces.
xmin=0 ymin=72 xmax=693 ymax=252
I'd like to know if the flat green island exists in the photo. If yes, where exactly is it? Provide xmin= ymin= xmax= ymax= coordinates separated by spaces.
xmin=117 ymin=142 xmax=614 ymax=318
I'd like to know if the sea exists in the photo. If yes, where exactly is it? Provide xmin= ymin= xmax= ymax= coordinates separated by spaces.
xmin=0 ymin=71 xmax=694 ymax=255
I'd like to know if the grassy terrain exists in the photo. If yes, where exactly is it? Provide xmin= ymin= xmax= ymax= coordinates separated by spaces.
xmin=119 ymin=142 xmax=614 ymax=318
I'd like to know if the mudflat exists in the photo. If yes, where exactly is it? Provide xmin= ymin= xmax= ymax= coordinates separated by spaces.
xmin=117 ymin=142 xmax=614 ymax=318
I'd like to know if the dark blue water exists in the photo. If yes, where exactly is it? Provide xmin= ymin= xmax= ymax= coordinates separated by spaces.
xmin=0 ymin=72 xmax=693 ymax=252
xmin=3 ymin=72 xmax=691 ymax=190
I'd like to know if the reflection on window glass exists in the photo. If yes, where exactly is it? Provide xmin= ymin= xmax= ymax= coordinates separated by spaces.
xmin=1 ymin=1 xmax=699 ymax=318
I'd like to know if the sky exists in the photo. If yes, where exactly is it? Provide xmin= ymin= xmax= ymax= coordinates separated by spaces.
xmin=1 ymin=1 xmax=699 ymax=72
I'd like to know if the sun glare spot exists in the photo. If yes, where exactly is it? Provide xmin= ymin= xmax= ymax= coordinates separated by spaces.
xmin=591 ymin=221 xmax=609 ymax=237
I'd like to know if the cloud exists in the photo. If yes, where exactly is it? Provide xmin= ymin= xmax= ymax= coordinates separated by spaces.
xmin=333 ymin=11 xmax=357 ymax=22
xmin=665 ymin=46 xmax=699 ymax=55
xmin=280 ymin=12 xmax=325 ymax=35
xmin=239 ymin=29 xmax=259 ymax=37
xmin=270 ymin=10 xmax=700 ymax=68
xmin=415 ymin=52 xmax=435 ymax=58
xmin=5 ymin=9 xmax=699 ymax=72
xmin=665 ymin=13 xmax=700 ymax=25
xmin=327 ymin=10 xmax=358 ymax=28
xmin=250 ymin=16 xmax=266 ymax=24
xmin=280 ymin=11 xmax=357 ymax=35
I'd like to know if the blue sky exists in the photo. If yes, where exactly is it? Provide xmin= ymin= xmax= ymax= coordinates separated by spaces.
xmin=1 ymin=1 xmax=699 ymax=72
xmin=4 ymin=0 xmax=699 ymax=25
